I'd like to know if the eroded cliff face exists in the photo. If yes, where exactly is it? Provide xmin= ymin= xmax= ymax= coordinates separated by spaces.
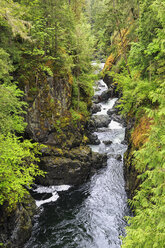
xmin=23 ymin=73 xmax=107 ymax=187
xmin=26 ymin=76 xmax=73 ymax=144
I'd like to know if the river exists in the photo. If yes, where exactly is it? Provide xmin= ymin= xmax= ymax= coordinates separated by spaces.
xmin=24 ymin=63 xmax=129 ymax=248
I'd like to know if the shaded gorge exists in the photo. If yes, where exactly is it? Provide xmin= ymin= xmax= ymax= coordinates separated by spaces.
xmin=24 ymin=63 xmax=130 ymax=248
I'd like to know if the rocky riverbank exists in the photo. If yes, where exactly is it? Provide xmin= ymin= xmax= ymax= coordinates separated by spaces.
xmin=0 ymin=72 xmax=108 ymax=247
xmin=0 ymin=61 xmax=138 ymax=248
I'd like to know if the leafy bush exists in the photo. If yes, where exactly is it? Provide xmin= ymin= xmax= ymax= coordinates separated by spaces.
xmin=0 ymin=83 xmax=45 ymax=209
xmin=0 ymin=134 xmax=45 ymax=208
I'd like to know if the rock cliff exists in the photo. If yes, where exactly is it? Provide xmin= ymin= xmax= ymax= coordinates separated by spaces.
xmin=0 ymin=195 xmax=37 ymax=248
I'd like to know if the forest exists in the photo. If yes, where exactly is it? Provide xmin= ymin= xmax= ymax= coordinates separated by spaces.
xmin=0 ymin=0 xmax=165 ymax=247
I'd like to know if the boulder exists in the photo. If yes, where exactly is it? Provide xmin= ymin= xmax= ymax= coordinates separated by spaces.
xmin=91 ymin=152 xmax=107 ymax=171
xmin=87 ymin=133 xmax=100 ymax=145
xmin=36 ymin=146 xmax=107 ymax=186
xmin=107 ymin=108 xmax=117 ymax=116
xmin=115 ymin=154 xmax=122 ymax=161
xmin=99 ymin=88 xmax=114 ymax=101
xmin=37 ymin=156 xmax=90 ymax=186
xmin=90 ymin=104 xmax=101 ymax=114
xmin=121 ymin=140 xmax=127 ymax=145
xmin=103 ymin=74 xmax=122 ymax=98
xmin=92 ymin=89 xmax=113 ymax=103
xmin=103 ymin=140 xmax=112 ymax=145
xmin=90 ymin=115 xmax=111 ymax=128
xmin=111 ymin=113 xmax=127 ymax=127
xmin=92 ymin=95 xmax=100 ymax=104
xmin=103 ymin=73 xmax=114 ymax=88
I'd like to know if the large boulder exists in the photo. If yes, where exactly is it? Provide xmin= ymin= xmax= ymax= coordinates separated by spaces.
xmin=90 ymin=103 xmax=101 ymax=114
xmin=92 ymin=89 xmax=113 ymax=103
xmin=90 ymin=115 xmax=111 ymax=128
xmin=107 ymin=108 xmax=117 ymax=116
xmin=103 ymin=140 xmax=112 ymax=145
xmin=111 ymin=113 xmax=126 ymax=126
xmin=86 ymin=133 xmax=100 ymax=145
xmin=99 ymin=88 xmax=114 ymax=101
xmin=36 ymin=146 xmax=107 ymax=186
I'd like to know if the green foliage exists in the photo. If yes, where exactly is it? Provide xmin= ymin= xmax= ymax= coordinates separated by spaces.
xmin=106 ymin=1 xmax=165 ymax=247
xmin=0 ymin=0 xmax=30 ymax=39
xmin=70 ymin=108 xmax=84 ymax=125
xmin=91 ymin=0 xmax=165 ymax=246
xmin=0 ymin=83 xmax=45 ymax=209
xmin=71 ymin=73 xmax=95 ymax=119
xmin=0 ymin=134 xmax=45 ymax=208
xmin=122 ymin=82 xmax=165 ymax=248
xmin=0 ymin=0 xmax=97 ymax=210
xmin=0 ymin=84 xmax=46 ymax=210
xmin=113 ymin=71 xmax=157 ymax=117
xmin=0 ymin=84 xmax=27 ymax=134
xmin=0 ymin=49 xmax=14 ymax=84
xmin=89 ymin=0 xmax=139 ymax=56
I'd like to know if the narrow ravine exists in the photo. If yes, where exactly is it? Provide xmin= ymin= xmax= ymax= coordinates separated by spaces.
xmin=24 ymin=63 xmax=129 ymax=248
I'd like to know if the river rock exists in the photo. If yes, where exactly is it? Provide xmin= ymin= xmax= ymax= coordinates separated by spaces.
xmin=103 ymin=73 xmax=114 ymax=88
xmin=87 ymin=133 xmax=100 ymax=145
xmin=90 ymin=115 xmax=111 ymax=128
xmin=103 ymin=140 xmax=113 ymax=145
xmin=91 ymin=152 xmax=107 ymax=170
xmin=121 ymin=140 xmax=127 ymax=145
xmin=92 ymin=89 xmax=113 ymax=103
xmin=103 ymin=74 xmax=121 ymax=97
xmin=107 ymin=100 xmax=120 ymax=116
xmin=111 ymin=114 xmax=123 ymax=123
xmin=96 ymin=80 xmax=104 ymax=87
xmin=115 ymin=154 xmax=122 ymax=161
xmin=111 ymin=113 xmax=127 ymax=127
xmin=107 ymin=108 xmax=117 ymax=116
xmin=92 ymin=95 xmax=101 ymax=104
xmin=99 ymin=88 xmax=114 ymax=101
xmin=90 ymin=104 xmax=101 ymax=114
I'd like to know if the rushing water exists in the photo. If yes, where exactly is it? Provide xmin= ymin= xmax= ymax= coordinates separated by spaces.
xmin=25 ymin=63 xmax=129 ymax=248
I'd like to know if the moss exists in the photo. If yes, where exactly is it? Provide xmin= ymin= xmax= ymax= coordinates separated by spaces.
xmin=82 ymin=135 xmax=89 ymax=145
xmin=124 ymin=114 xmax=153 ymax=198
xmin=131 ymin=116 xmax=153 ymax=149
xmin=68 ymin=73 xmax=73 ymax=85
xmin=103 ymin=53 xmax=116 ymax=73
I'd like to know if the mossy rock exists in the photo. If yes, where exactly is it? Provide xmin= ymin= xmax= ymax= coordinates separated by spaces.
xmin=0 ymin=194 xmax=37 ymax=248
